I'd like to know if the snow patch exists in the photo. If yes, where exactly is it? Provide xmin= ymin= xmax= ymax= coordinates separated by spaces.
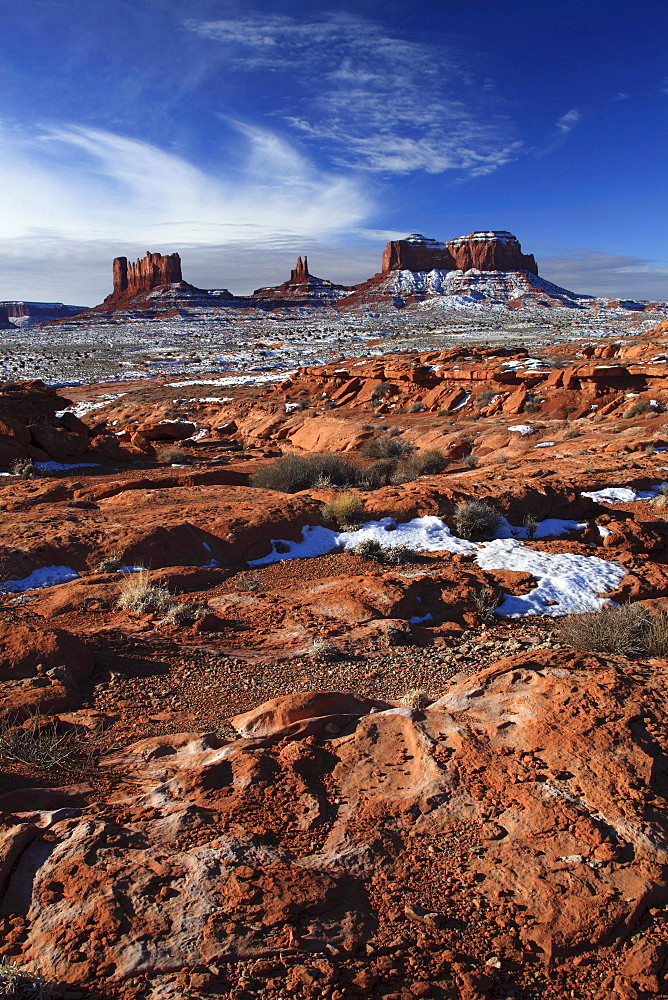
xmin=0 ymin=565 xmax=79 ymax=593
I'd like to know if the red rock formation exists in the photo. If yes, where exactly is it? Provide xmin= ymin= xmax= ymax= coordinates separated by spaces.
xmin=290 ymin=255 xmax=309 ymax=283
xmin=253 ymin=256 xmax=352 ymax=305
xmin=381 ymin=231 xmax=538 ymax=275
xmin=109 ymin=250 xmax=182 ymax=301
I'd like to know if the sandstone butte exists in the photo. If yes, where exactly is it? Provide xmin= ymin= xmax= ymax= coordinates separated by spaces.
xmin=52 ymin=229 xmax=668 ymax=322
xmin=2 ymin=319 xmax=668 ymax=1000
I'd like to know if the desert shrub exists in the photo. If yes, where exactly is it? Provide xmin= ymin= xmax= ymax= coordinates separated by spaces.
xmin=623 ymin=400 xmax=656 ymax=419
xmin=162 ymin=602 xmax=209 ymax=625
xmin=235 ymin=571 xmax=262 ymax=592
xmin=251 ymin=453 xmax=363 ymax=493
xmin=157 ymin=445 xmax=188 ymax=464
xmin=0 ymin=958 xmax=52 ymax=999
xmin=389 ymin=426 xmax=403 ymax=437
xmin=398 ymin=689 xmax=431 ymax=710
xmin=400 ymin=448 xmax=448 ymax=477
xmin=9 ymin=458 xmax=40 ymax=478
xmin=98 ymin=554 xmax=122 ymax=573
xmin=353 ymin=538 xmax=415 ymax=565
xmin=653 ymin=484 xmax=668 ymax=509
xmin=0 ymin=714 xmax=99 ymax=773
xmin=117 ymin=570 xmax=177 ymax=614
xmin=309 ymin=637 xmax=340 ymax=662
xmin=453 ymin=500 xmax=502 ymax=540
xmin=555 ymin=603 xmax=668 ymax=658
xmin=461 ymin=453 xmax=479 ymax=468
xmin=476 ymin=389 xmax=497 ymax=409
xmin=564 ymin=429 xmax=581 ymax=439
xmin=372 ymin=381 xmax=395 ymax=400
xmin=361 ymin=436 xmax=413 ymax=460
xmin=321 ymin=492 xmax=364 ymax=526
xmin=522 ymin=399 xmax=540 ymax=414
xmin=474 ymin=587 xmax=500 ymax=621
xmin=363 ymin=458 xmax=398 ymax=488
xmin=407 ymin=400 xmax=425 ymax=413
xmin=361 ymin=423 xmax=374 ymax=431
xmin=523 ymin=513 xmax=538 ymax=539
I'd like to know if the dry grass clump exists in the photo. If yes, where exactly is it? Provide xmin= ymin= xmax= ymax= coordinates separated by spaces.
xmin=461 ymin=453 xmax=479 ymax=468
xmin=407 ymin=400 xmax=425 ymax=413
xmin=395 ymin=448 xmax=448 ymax=479
xmin=353 ymin=538 xmax=415 ymax=565
xmin=0 ymin=714 xmax=100 ymax=772
xmin=162 ymin=602 xmax=209 ymax=625
xmin=309 ymin=637 xmax=341 ymax=662
xmin=453 ymin=500 xmax=502 ymax=540
xmin=117 ymin=570 xmax=177 ymax=614
xmin=556 ymin=603 xmax=668 ymax=658
xmin=0 ymin=958 xmax=53 ymax=999
xmin=9 ymin=457 xmax=40 ymax=478
xmin=398 ymin=689 xmax=432 ymax=710
xmin=361 ymin=435 xmax=413 ymax=460
xmin=371 ymin=381 xmax=395 ymax=400
xmin=653 ymin=483 xmax=668 ymax=509
xmin=98 ymin=553 xmax=122 ymax=573
xmin=156 ymin=445 xmax=188 ymax=464
xmin=623 ymin=399 xmax=657 ymax=419
xmin=321 ymin=492 xmax=364 ymax=527
xmin=252 ymin=453 xmax=363 ymax=493
xmin=474 ymin=587 xmax=501 ymax=621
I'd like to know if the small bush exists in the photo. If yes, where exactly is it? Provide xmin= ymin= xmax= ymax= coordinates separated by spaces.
xmin=555 ymin=603 xmax=668 ymax=658
xmin=453 ymin=500 xmax=501 ymax=540
xmin=523 ymin=513 xmax=538 ymax=539
xmin=252 ymin=453 xmax=363 ymax=493
xmin=321 ymin=492 xmax=364 ymax=526
xmin=309 ymin=637 xmax=340 ymax=662
xmin=363 ymin=458 xmax=397 ymax=488
xmin=0 ymin=957 xmax=53 ymax=999
xmin=623 ymin=400 xmax=655 ymax=419
xmin=235 ymin=571 xmax=262 ymax=592
xmin=0 ymin=714 xmax=99 ymax=773
xmin=9 ymin=458 xmax=39 ymax=478
xmin=117 ymin=570 xmax=177 ymax=614
xmin=98 ymin=554 xmax=122 ymax=573
xmin=564 ymin=429 xmax=581 ymax=439
xmin=353 ymin=538 xmax=415 ymax=565
xmin=361 ymin=436 xmax=413 ymax=460
xmin=157 ymin=445 xmax=188 ymax=464
xmin=372 ymin=381 xmax=395 ymax=400
xmin=407 ymin=400 xmax=425 ymax=413
xmin=522 ymin=399 xmax=540 ymax=414
xmin=461 ymin=453 xmax=479 ymax=468
xmin=474 ymin=587 xmax=500 ymax=621
xmin=397 ymin=448 xmax=448 ymax=478
xmin=398 ymin=689 xmax=431 ymax=710
xmin=476 ymin=389 xmax=497 ymax=409
xmin=162 ymin=602 xmax=209 ymax=625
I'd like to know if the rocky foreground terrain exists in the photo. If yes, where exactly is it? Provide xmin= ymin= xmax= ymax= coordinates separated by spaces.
xmin=1 ymin=314 xmax=668 ymax=999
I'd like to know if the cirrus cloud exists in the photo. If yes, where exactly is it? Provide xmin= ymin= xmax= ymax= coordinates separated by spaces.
xmin=189 ymin=12 xmax=523 ymax=177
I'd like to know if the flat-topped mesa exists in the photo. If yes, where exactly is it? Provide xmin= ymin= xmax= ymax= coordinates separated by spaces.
xmin=111 ymin=251 xmax=183 ymax=301
xmin=381 ymin=231 xmax=538 ymax=275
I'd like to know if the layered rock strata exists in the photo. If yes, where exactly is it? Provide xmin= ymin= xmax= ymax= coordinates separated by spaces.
xmin=381 ymin=231 xmax=538 ymax=275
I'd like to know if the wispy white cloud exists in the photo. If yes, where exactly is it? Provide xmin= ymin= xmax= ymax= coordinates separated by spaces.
xmin=188 ymin=12 xmax=522 ymax=177
xmin=541 ymin=249 xmax=668 ymax=300
xmin=556 ymin=109 xmax=581 ymax=134
xmin=0 ymin=120 xmax=369 ymax=245
xmin=0 ymin=118 xmax=374 ymax=301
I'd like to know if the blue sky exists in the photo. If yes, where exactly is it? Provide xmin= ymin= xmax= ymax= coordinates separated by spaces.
xmin=0 ymin=0 xmax=666 ymax=304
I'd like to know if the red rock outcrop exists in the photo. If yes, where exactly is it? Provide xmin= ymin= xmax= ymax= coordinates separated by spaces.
xmin=253 ymin=256 xmax=353 ymax=306
xmin=110 ymin=250 xmax=182 ymax=302
xmin=0 ymin=380 xmax=131 ymax=469
xmin=382 ymin=231 xmax=538 ymax=275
